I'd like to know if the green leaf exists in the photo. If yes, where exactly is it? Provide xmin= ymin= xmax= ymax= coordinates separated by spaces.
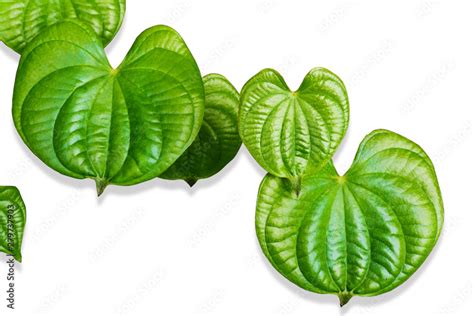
xmin=0 ymin=0 xmax=126 ymax=53
xmin=160 ymin=73 xmax=241 ymax=186
xmin=0 ymin=186 xmax=26 ymax=262
xmin=13 ymin=21 xmax=204 ymax=195
xmin=239 ymin=68 xmax=349 ymax=193
xmin=256 ymin=130 xmax=443 ymax=306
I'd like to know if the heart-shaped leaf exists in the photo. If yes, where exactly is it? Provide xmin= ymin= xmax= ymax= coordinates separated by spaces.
xmin=160 ymin=73 xmax=241 ymax=186
xmin=239 ymin=68 xmax=349 ymax=193
xmin=256 ymin=130 xmax=443 ymax=306
xmin=0 ymin=186 xmax=26 ymax=262
xmin=0 ymin=0 xmax=126 ymax=53
xmin=13 ymin=21 xmax=204 ymax=195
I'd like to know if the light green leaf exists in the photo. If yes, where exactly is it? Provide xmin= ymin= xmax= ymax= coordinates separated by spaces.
xmin=160 ymin=73 xmax=241 ymax=186
xmin=239 ymin=68 xmax=349 ymax=193
xmin=13 ymin=21 xmax=204 ymax=195
xmin=256 ymin=130 xmax=443 ymax=306
xmin=0 ymin=186 xmax=26 ymax=262
xmin=0 ymin=0 xmax=126 ymax=53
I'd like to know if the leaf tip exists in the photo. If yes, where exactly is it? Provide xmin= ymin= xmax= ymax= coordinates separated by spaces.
xmin=338 ymin=292 xmax=352 ymax=307
xmin=289 ymin=177 xmax=302 ymax=197
xmin=13 ymin=253 xmax=22 ymax=263
xmin=95 ymin=179 xmax=108 ymax=197
xmin=186 ymin=179 xmax=198 ymax=188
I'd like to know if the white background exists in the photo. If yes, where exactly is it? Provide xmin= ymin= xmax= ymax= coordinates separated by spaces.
xmin=0 ymin=0 xmax=473 ymax=315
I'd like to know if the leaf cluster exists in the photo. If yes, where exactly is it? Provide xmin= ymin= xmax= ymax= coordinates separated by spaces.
xmin=1 ymin=1 xmax=241 ymax=195
xmin=0 ymin=1 xmax=444 ymax=305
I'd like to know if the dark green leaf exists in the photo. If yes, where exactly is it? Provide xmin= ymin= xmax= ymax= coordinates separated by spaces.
xmin=160 ymin=74 xmax=241 ymax=186
xmin=13 ymin=21 xmax=204 ymax=195
xmin=256 ymin=130 xmax=443 ymax=305
xmin=0 ymin=186 xmax=26 ymax=262
xmin=0 ymin=0 xmax=126 ymax=53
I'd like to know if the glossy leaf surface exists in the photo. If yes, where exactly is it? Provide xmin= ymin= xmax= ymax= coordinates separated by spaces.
xmin=160 ymin=74 xmax=241 ymax=186
xmin=13 ymin=21 xmax=204 ymax=194
xmin=256 ymin=130 xmax=443 ymax=305
xmin=239 ymin=68 xmax=349 ymax=192
xmin=0 ymin=0 xmax=126 ymax=53
xmin=0 ymin=186 xmax=26 ymax=262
